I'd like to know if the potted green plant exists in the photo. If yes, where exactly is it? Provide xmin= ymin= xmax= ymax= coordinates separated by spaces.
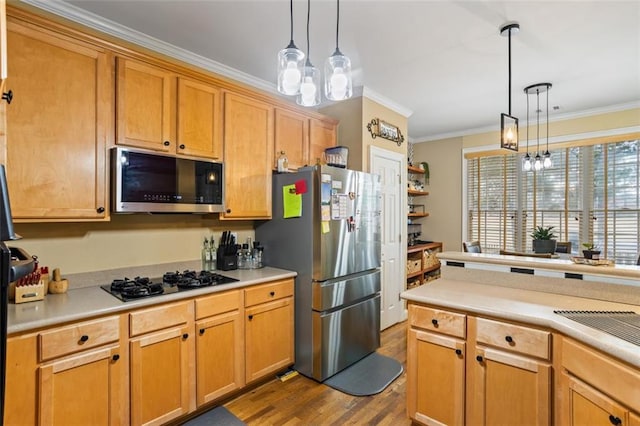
xmin=530 ymin=226 xmax=557 ymax=253
xmin=581 ymin=243 xmax=601 ymax=260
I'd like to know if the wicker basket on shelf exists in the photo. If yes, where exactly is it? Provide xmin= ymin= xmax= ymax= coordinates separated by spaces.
xmin=423 ymin=250 xmax=440 ymax=269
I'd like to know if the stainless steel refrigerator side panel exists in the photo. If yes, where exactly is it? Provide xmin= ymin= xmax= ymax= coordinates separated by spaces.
xmin=355 ymin=169 xmax=382 ymax=272
xmin=311 ymin=269 xmax=380 ymax=312
xmin=312 ymin=295 xmax=381 ymax=381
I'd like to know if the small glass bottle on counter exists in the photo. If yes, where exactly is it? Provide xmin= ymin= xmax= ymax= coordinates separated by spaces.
xmin=201 ymin=237 xmax=211 ymax=271
xmin=209 ymin=237 xmax=217 ymax=271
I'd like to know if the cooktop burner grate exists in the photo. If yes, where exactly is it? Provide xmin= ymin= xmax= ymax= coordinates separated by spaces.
xmin=554 ymin=310 xmax=640 ymax=346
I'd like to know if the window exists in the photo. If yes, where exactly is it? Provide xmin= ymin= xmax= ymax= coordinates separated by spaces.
xmin=465 ymin=138 xmax=640 ymax=264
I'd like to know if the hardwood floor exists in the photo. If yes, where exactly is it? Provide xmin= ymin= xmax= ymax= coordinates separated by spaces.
xmin=224 ymin=321 xmax=411 ymax=425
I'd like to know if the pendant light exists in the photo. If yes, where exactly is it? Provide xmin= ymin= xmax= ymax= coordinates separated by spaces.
xmin=524 ymin=83 xmax=552 ymax=172
xmin=324 ymin=0 xmax=352 ymax=101
xmin=500 ymin=22 xmax=520 ymax=152
xmin=522 ymin=91 xmax=532 ymax=171
xmin=277 ymin=0 xmax=305 ymax=96
xmin=297 ymin=0 xmax=321 ymax=107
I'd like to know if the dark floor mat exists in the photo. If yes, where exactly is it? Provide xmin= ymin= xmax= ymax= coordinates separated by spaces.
xmin=181 ymin=405 xmax=245 ymax=426
xmin=323 ymin=352 xmax=403 ymax=396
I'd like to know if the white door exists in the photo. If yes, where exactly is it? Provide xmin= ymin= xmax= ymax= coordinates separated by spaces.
xmin=370 ymin=146 xmax=404 ymax=330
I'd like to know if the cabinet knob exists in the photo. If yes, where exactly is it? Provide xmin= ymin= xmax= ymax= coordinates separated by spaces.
xmin=609 ymin=415 xmax=622 ymax=425
xmin=112 ymin=354 xmax=120 ymax=362
xmin=179 ymin=144 xmax=185 ymax=150
xmin=96 ymin=206 xmax=105 ymax=214
xmin=270 ymin=291 xmax=275 ymax=297
xmin=248 ymin=314 xmax=254 ymax=320
xmin=226 ymin=209 xmax=231 ymax=214
xmin=431 ymin=319 xmax=438 ymax=327
xmin=476 ymin=355 xmax=484 ymax=363
xmin=2 ymin=90 xmax=13 ymax=104
xmin=182 ymin=333 xmax=189 ymax=340
xmin=455 ymin=349 xmax=462 ymax=356
xmin=199 ymin=328 xmax=205 ymax=335
xmin=163 ymin=141 xmax=171 ymax=146
xmin=79 ymin=335 xmax=89 ymax=343
xmin=505 ymin=335 xmax=513 ymax=343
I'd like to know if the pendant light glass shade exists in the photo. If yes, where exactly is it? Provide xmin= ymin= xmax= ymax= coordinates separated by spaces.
xmin=325 ymin=49 xmax=352 ymax=101
xmin=297 ymin=60 xmax=321 ymax=107
xmin=522 ymin=153 xmax=532 ymax=171
xmin=325 ymin=0 xmax=352 ymax=101
xmin=543 ymin=151 xmax=552 ymax=168
xmin=277 ymin=0 xmax=305 ymax=96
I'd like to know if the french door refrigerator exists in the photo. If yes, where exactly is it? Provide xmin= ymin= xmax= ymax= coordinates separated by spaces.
xmin=256 ymin=165 xmax=381 ymax=381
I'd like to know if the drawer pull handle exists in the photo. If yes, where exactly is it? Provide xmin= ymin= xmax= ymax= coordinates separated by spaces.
xmin=476 ymin=355 xmax=484 ymax=363
xmin=431 ymin=319 xmax=438 ymax=327
xmin=248 ymin=315 xmax=254 ymax=320
xmin=270 ymin=291 xmax=275 ymax=297
xmin=609 ymin=415 xmax=622 ymax=425
xmin=182 ymin=333 xmax=189 ymax=340
xmin=79 ymin=335 xmax=89 ymax=343
xmin=199 ymin=328 xmax=205 ymax=335
xmin=455 ymin=349 xmax=462 ymax=356
xmin=179 ymin=144 xmax=186 ymax=150
xmin=163 ymin=140 xmax=170 ymax=146
xmin=505 ymin=335 xmax=513 ymax=343
xmin=112 ymin=354 xmax=120 ymax=362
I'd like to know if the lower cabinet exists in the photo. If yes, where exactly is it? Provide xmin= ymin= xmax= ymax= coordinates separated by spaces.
xmin=129 ymin=301 xmax=194 ymax=426
xmin=194 ymin=289 xmax=244 ymax=405
xmin=4 ymin=278 xmax=295 ymax=425
xmin=407 ymin=302 xmax=552 ymax=426
xmin=559 ymin=337 xmax=640 ymax=426
xmin=244 ymin=279 xmax=294 ymax=383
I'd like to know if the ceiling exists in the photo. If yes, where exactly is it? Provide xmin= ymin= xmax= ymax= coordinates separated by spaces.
xmin=38 ymin=1 xmax=640 ymax=142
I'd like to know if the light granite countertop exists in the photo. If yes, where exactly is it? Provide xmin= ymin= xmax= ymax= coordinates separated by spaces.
xmin=8 ymin=267 xmax=297 ymax=335
xmin=401 ymin=279 xmax=640 ymax=369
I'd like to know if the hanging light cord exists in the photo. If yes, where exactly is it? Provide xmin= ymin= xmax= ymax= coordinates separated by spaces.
xmin=288 ymin=0 xmax=294 ymax=44
xmin=335 ymin=0 xmax=340 ymax=51
xmin=545 ymin=88 xmax=550 ymax=152
xmin=306 ymin=0 xmax=311 ymax=59
xmin=536 ymin=89 xmax=541 ymax=154
xmin=508 ymin=29 xmax=512 ymax=115
xmin=526 ymin=90 xmax=530 ymax=154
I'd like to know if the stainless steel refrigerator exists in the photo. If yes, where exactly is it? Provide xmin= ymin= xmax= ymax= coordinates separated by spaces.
xmin=256 ymin=165 xmax=381 ymax=382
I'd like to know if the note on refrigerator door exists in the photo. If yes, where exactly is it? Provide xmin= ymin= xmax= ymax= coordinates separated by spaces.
xmin=282 ymin=184 xmax=302 ymax=218
xmin=331 ymin=193 xmax=348 ymax=220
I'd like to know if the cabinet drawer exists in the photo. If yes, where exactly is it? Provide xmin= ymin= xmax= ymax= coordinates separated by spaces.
xmin=476 ymin=317 xmax=550 ymax=360
xmin=408 ymin=303 xmax=466 ymax=339
xmin=245 ymin=279 xmax=294 ymax=308
xmin=39 ymin=316 xmax=120 ymax=361
xmin=195 ymin=289 xmax=242 ymax=319
xmin=129 ymin=301 xmax=191 ymax=337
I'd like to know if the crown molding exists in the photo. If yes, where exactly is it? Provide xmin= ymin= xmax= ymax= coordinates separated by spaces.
xmin=415 ymin=100 xmax=640 ymax=143
xmin=19 ymin=0 xmax=279 ymax=94
xmin=362 ymin=87 xmax=413 ymax=118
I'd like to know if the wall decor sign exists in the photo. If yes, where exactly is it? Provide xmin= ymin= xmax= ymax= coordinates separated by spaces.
xmin=367 ymin=118 xmax=404 ymax=146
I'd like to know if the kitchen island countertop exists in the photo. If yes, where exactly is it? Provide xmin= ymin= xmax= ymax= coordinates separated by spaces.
xmin=8 ymin=267 xmax=296 ymax=335
xmin=402 ymin=279 xmax=640 ymax=369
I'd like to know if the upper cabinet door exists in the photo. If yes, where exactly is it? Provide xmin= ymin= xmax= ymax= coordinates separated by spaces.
xmin=116 ymin=57 xmax=174 ymax=152
xmin=274 ymin=108 xmax=309 ymax=171
xmin=222 ymin=91 xmax=273 ymax=219
xmin=5 ymin=19 xmax=110 ymax=220
xmin=0 ymin=0 xmax=7 ymax=92
xmin=309 ymin=118 xmax=337 ymax=166
xmin=177 ymin=77 xmax=222 ymax=159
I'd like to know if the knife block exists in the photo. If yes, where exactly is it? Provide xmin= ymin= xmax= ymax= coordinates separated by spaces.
xmin=217 ymin=250 xmax=238 ymax=271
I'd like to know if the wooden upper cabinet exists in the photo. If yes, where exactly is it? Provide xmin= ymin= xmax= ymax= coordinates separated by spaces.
xmin=177 ymin=77 xmax=222 ymax=159
xmin=309 ymin=118 xmax=337 ymax=165
xmin=116 ymin=57 xmax=222 ymax=159
xmin=116 ymin=57 xmax=174 ymax=152
xmin=274 ymin=108 xmax=309 ymax=171
xmin=5 ymin=18 xmax=109 ymax=220
xmin=0 ymin=0 xmax=7 ymax=92
xmin=222 ymin=91 xmax=273 ymax=219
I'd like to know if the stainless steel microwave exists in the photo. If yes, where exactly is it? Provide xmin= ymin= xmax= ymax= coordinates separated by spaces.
xmin=111 ymin=147 xmax=224 ymax=213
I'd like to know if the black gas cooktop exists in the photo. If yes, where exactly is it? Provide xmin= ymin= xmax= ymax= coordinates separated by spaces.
xmin=101 ymin=270 xmax=238 ymax=302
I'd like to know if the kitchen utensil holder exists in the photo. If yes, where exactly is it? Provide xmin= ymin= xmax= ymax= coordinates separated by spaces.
xmin=11 ymin=281 xmax=45 ymax=304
